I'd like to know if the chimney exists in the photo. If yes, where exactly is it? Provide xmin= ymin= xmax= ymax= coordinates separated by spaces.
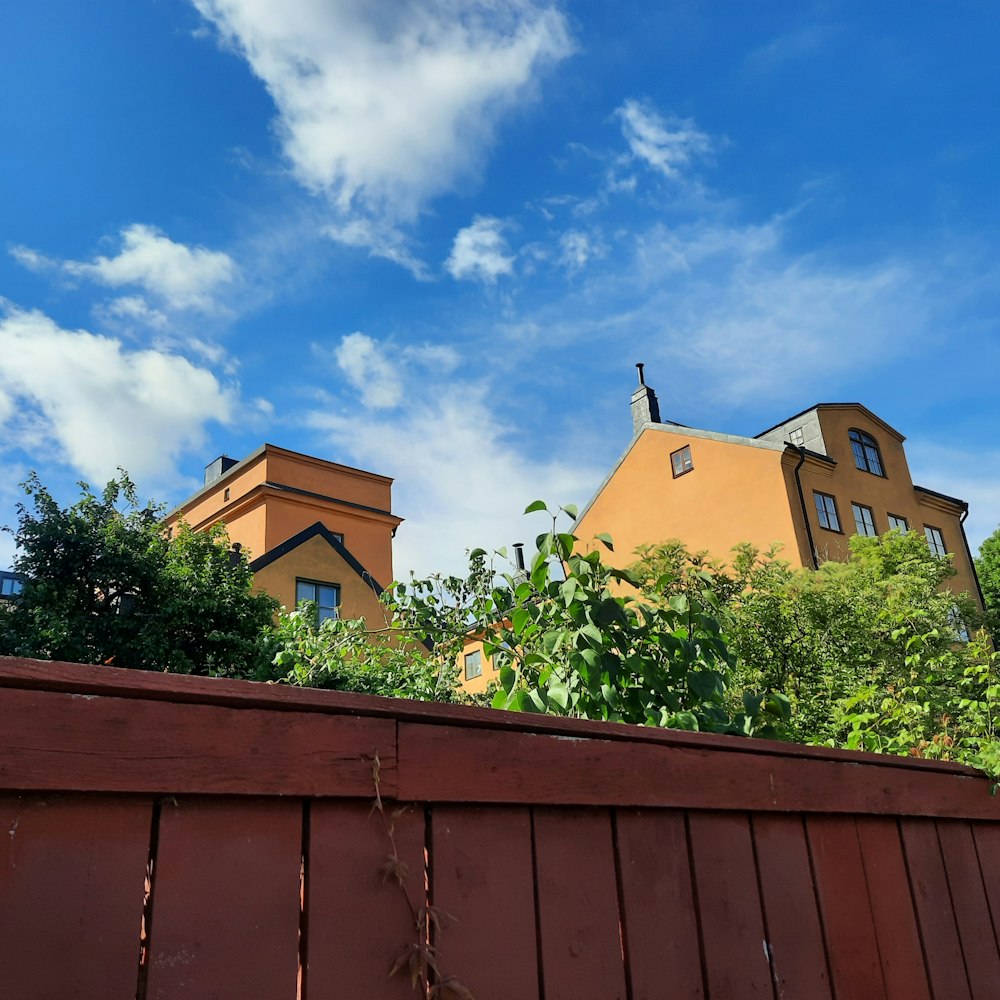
xmin=204 ymin=455 xmax=238 ymax=486
xmin=630 ymin=363 xmax=661 ymax=435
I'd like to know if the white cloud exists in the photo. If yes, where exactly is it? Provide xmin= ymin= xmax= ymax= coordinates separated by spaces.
xmin=333 ymin=332 xmax=403 ymax=410
xmin=558 ymin=229 xmax=605 ymax=271
xmin=12 ymin=224 xmax=237 ymax=312
xmin=616 ymin=98 xmax=712 ymax=180
xmin=324 ymin=219 xmax=429 ymax=279
xmin=403 ymin=343 xmax=462 ymax=373
xmin=308 ymin=375 xmax=601 ymax=578
xmin=97 ymin=295 xmax=170 ymax=330
xmin=446 ymin=215 xmax=515 ymax=283
xmin=0 ymin=304 xmax=238 ymax=485
xmin=192 ymin=0 xmax=573 ymax=221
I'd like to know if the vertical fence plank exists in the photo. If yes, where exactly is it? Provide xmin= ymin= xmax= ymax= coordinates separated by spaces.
xmin=533 ymin=807 xmax=628 ymax=1000
xmin=0 ymin=795 xmax=151 ymax=1000
xmin=807 ymin=815 xmax=886 ymax=1000
xmin=971 ymin=822 xmax=1000 ymax=954
xmin=615 ymin=808 xmax=704 ymax=1000
xmin=937 ymin=821 xmax=1000 ymax=999
xmin=900 ymin=818 xmax=972 ymax=1000
xmin=855 ymin=817 xmax=931 ymax=1000
xmin=305 ymin=798 xmax=426 ymax=999
xmin=144 ymin=798 xmax=301 ymax=1000
xmin=688 ymin=812 xmax=773 ymax=998
xmin=753 ymin=814 xmax=832 ymax=1000
xmin=431 ymin=805 xmax=539 ymax=1000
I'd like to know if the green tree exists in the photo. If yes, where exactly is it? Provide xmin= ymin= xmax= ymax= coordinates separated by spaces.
xmin=976 ymin=524 xmax=1000 ymax=627
xmin=0 ymin=472 xmax=277 ymax=676
xmin=271 ymin=502 xmax=787 ymax=737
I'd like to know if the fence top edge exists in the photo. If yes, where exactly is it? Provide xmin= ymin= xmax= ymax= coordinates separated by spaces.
xmin=0 ymin=655 xmax=984 ymax=780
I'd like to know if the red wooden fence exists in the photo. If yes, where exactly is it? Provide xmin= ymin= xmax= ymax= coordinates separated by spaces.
xmin=2 ymin=655 xmax=1000 ymax=999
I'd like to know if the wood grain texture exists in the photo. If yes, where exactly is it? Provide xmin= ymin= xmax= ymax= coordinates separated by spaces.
xmin=936 ymin=821 xmax=1000 ymax=999
xmin=397 ymin=721 xmax=1000 ymax=818
xmin=615 ymin=809 xmax=705 ymax=1000
xmin=808 ymin=815 xmax=886 ymax=1000
xmin=753 ymin=814 xmax=832 ymax=1000
xmin=305 ymin=799 xmax=426 ymax=1000
xmin=688 ymin=812 xmax=773 ymax=998
xmin=533 ymin=808 xmax=628 ymax=1000
xmin=971 ymin=822 xmax=1000 ymax=955
xmin=855 ymin=817 xmax=932 ymax=1000
xmin=900 ymin=818 xmax=973 ymax=1000
xmin=0 ymin=686 xmax=395 ymax=797
xmin=431 ymin=805 xmax=540 ymax=1000
xmin=0 ymin=795 xmax=151 ymax=1000
xmin=144 ymin=798 xmax=302 ymax=1000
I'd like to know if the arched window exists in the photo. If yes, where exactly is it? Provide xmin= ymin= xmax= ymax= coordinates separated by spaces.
xmin=849 ymin=429 xmax=884 ymax=477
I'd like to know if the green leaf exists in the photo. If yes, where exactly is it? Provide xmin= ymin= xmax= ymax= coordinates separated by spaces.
xmin=523 ymin=500 xmax=548 ymax=514
xmin=595 ymin=532 xmax=614 ymax=551
xmin=561 ymin=503 xmax=579 ymax=520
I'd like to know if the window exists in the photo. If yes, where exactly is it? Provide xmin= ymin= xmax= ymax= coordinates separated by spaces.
xmin=813 ymin=492 xmax=841 ymax=532
xmin=296 ymin=579 xmax=340 ymax=624
xmin=849 ymin=429 xmax=884 ymax=477
xmin=887 ymin=514 xmax=909 ymax=533
xmin=464 ymin=649 xmax=483 ymax=680
xmin=0 ymin=575 xmax=23 ymax=598
xmin=924 ymin=525 xmax=947 ymax=558
xmin=851 ymin=503 xmax=877 ymax=537
xmin=949 ymin=606 xmax=970 ymax=643
xmin=788 ymin=426 xmax=805 ymax=447
xmin=670 ymin=445 xmax=693 ymax=478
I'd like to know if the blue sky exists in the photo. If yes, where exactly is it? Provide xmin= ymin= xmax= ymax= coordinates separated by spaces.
xmin=2 ymin=0 xmax=999 ymax=577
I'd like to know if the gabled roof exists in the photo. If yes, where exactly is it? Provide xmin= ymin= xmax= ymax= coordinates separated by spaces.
xmin=249 ymin=521 xmax=385 ymax=595
xmin=755 ymin=403 xmax=905 ymax=443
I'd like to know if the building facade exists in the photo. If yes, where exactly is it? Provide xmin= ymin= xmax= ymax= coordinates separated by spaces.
xmin=576 ymin=372 xmax=983 ymax=603
xmin=165 ymin=444 xmax=401 ymax=623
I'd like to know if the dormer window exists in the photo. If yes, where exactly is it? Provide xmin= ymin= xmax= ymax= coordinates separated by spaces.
xmin=849 ymin=429 xmax=884 ymax=477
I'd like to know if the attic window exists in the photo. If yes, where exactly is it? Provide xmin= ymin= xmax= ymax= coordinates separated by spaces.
xmin=670 ymin=445 xmax=693 ymax=478
xmin=849 ymin=429 xmax=884 ymax=477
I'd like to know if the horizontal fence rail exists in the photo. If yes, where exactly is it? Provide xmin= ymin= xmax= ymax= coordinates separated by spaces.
xmin=2 ymin=656 xmax=1000 ymax=999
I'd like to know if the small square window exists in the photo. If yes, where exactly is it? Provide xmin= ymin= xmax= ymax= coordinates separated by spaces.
xmin=813 ymin=491 xmax=841 ymax=532
xmin=296 ymin=579 xmax=340 ymax=624
xmin=887 ymin=514 xmax=908 ymax=533
xmin=670 ymin=445 xmax=693 ymax=478
xmin=788 ymin=427 xmax=804 ymax=447
xmin=464 ymin=649 xmax=483 ymax=680
xmin=851 ymin=503 xmax=877 ymax=537
xmin=924 ymin=526 xmax=947 ymax=558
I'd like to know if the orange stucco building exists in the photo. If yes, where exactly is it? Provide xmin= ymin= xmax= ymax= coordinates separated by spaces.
xmin=577 ymin=368 xmax=983 ymax=602
xmin=462 ymin=369 xmax=984 ymax=694
xmin=165 ymin=444 xmax=401 ymax=624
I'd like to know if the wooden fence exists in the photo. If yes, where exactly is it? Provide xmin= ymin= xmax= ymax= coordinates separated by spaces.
xmin=2 ymin=656 xmax=1000 ymax=999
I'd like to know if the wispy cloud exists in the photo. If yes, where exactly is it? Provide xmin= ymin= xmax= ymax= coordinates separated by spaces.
xmin=333 ymin=332 xmax=404 ymax=410
xmin=11 ymin=224 xmax=238 ymax=313
xmin=615 ymin=98 xmax=712 ymax=180
xmin=192 ymin=0 xmax=573 ymax=226
xmin=446 ymin=215 xmax=516 ymax=283
xmin=0 ymin=303 xmax=240 ymax=485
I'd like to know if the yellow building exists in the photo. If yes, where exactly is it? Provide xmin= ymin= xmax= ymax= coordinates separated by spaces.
xmin=165 ymin=444 xmax=401 ymax=623
xmin=577 ymin=367 xmax=983 ymax=603
xmin=462 ymin=368 xmax=985 ymax=694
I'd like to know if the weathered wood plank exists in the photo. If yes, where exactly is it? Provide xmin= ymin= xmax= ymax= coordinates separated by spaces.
xmin=688 ymin=812 xmax=773 ymax=998
xmin=431 ymin=805 xmax=540 ymax=1000
xmin=144 ymin=798 xmax=302 ymax=1000
xmin=808 ymin=815 xmax=886 ymax=1000
xmin=0 ymin=795 xmax=151 ymax=1000
xmin=397 ymin=721 xmax=1000 ymax=818
xmin=615 ymin=809 xmax=705 ymax=1000
xmin=753 ymin=814 xmax=832 ymax=1000
xmin=305 ymin=799 xmax=425 ymax=999
xmin=0 ymin=656 xmax=982 ymax=777
xmin=900 ymin=818 xmax=972 ymax=1000
xmin=855 ymin=817 xmax=931 ymax=1000
xmin=533 ymin=808 xmax=628 ymax=1000
xmin=0 ymin=686 xmax=396 ymax=797
xmin=971 ymin=822 xmax=1000 ymax=955
xmin=937 ymin=821 xmax=1000 ymax=998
